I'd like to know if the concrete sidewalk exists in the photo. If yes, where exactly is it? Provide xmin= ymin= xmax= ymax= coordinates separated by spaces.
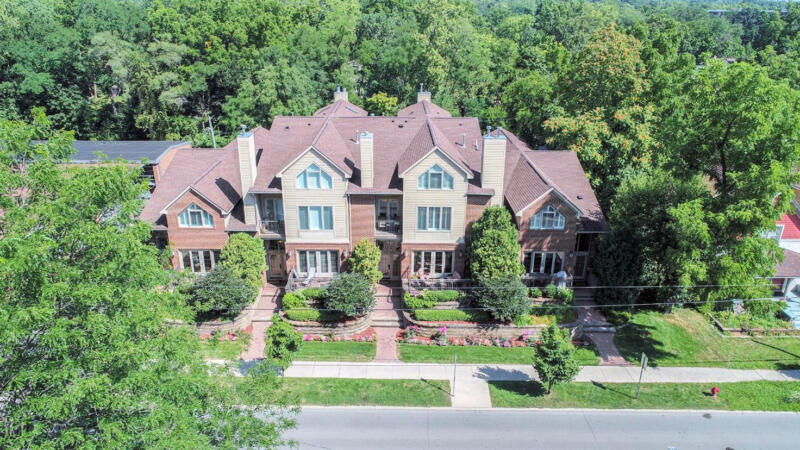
xmin=277 ymin=361 xmax=800 ymax=407
xmin=283 ymin=361 xmax=800 ymax=383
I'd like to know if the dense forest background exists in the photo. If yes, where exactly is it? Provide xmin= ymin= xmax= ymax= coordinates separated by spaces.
xmin=1 ymin=0 xmax=797 ymax=144
xmin=2 ymin=0 xmax=800 ymax=306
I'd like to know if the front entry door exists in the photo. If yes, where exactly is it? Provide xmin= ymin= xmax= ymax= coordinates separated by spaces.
xmin=267 ymin=240 xmax=286 ymax=279
xmin=378 ymin=240 xmax=402 ymax=280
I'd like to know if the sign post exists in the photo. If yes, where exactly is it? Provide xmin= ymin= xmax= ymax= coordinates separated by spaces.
xmin=451 ymin=354 xmax=457 ymax=397
xmin=635 ymin=353 xmax=648 ymax=400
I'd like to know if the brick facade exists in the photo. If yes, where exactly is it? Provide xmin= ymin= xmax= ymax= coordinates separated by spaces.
xmin=165 ymin=191 xmax=231 ymax=268
xmin=516 ymin=192 xmax=579 ymax=274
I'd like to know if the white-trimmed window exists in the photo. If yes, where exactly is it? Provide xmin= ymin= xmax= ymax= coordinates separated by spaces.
xmin=524 ymin=251 xmax=564 ymax=274
xmin=296 ymin=163 xmax=332 ymax=189
xmin=530 ymin=205 xmax=565 ymax=230
xmin=178 ymin=203 xmax=214 ymax=228
xmin=180 ymin=249 xmax=220 ymax=273
xmin=413 ymin=251 xmax=454 ymax=277
xmin=763 ymin=224 xmax=784 ymax=241
xmin=298 ymin=206 xmax=334 ymax=230
xmin=297 ymin=250 xmax=339 ymax=275
xmin=417 ymin=164 xmax=454 ymax=189
xmin=417 ymin=206 xmax=451 ymax=231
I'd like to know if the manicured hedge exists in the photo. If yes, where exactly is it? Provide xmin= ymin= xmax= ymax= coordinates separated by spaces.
xmin=284 ymin=309 xmax=345 ymax=322
xmin=413 ymin=309 xmax=491 ymax=322
xmin=404 ymin=290 xmax=463 ymax=309
xmin=282 ymin=292 xmax=307 ymax=309
xmin=298 ymin=287 xmax=327 ymax=301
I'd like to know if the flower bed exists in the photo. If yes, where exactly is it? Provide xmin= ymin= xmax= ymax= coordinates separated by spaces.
xmin=397 ymin=325 xmax=588 ymax=349
xmin=401 ymin=310 xmax=582 ymax=341
xmin=709 ymin=312 xmax=799 ymax=337
xmin=302 ymin=327 xmax=376 ymax=343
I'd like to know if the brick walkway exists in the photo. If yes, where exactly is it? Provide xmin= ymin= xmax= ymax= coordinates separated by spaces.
xmin=372 ymin=283 xmax=403 ymax=361
xmin=575 ymin=288 xmax=628 ymax=366
xmin=240 ymin=282 xmax=283 ymax=361
xmin=374 ymin=327 xmax=399 ymax=361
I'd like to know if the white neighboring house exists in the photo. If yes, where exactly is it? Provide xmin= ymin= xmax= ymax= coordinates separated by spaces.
xmin=772 ymin=191 xmax=800 ymax=294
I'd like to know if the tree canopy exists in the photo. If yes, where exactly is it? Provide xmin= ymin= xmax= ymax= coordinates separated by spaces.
xmin=0 ymin=113 xmax=294 ymax=448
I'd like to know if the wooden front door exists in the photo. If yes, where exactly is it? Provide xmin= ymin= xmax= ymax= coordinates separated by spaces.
xmin=378 ymin=240 xmax=402 ymax=280
xmin=266 ymin=240 xmax=286 ymax=279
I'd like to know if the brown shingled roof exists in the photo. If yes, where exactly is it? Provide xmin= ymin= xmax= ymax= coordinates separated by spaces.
xmin=776 ymin=249 xmax=800 ymax=277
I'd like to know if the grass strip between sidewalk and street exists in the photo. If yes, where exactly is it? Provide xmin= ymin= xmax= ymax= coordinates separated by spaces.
xmin=295 ymin=341 xmax=377 ymax=362
xmin=489 ymin=380 xmax=800 ymax=411
xmin=398 ymin=343 xmax=601 ymax=365
xmin=280 ymin=378 xmax=451 ymax=407
xmin=615 ymin=309 xmax=800 ymax=370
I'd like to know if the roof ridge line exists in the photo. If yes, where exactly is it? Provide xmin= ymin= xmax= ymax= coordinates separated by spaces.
xmin=518 ymin=149 xmax=554 ymax=187
xmin=425 ymin=117 xmax=440 ymax=148
xmin=189 ymin=158 xmax=224 ymax=187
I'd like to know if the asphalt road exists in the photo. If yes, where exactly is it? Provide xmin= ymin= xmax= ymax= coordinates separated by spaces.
xmin=284 ymin=407 xmax=800 ymax=450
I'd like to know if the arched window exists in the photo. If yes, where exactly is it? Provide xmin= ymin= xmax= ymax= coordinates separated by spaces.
xmin=296 ymin=163 xmax=332 ymax=189
xmin=178 ymin=203 xmax=214 ymax=228
xmin=417 ymin=164 xmax=453 ymax=189
xmin=530 ymin=205 xmax=565 ymax=230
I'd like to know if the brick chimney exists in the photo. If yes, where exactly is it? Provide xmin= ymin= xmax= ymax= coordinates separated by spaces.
xmin=481 ymin=126 xmax=507 ymax=206
xmin=237 ymin=127 xmax=258 ymax=225
xmin=359 ymin=131 xmax=374 ymax=188
xmin=333 ymin=85 xmax=348 ymax=102
xmin=417 ymin=83 xmax=431 ymax=103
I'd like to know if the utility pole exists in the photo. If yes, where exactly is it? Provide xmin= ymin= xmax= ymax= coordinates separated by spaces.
xmin=208 ymin=116 xmax=217 ymax=149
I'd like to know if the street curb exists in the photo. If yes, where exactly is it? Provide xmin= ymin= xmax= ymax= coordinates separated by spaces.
xmin=297 ymin=405 xmax=800 ymax=414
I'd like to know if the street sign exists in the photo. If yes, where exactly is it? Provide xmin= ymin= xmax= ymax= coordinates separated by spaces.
xmin=635 ymin=353 xmax=648 ymax=399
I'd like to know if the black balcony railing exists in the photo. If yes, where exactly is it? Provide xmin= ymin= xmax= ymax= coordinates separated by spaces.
xmin=261 ymin=219 xmax=285 ymax=235
xmin=375 ymin=219 xmax=401 ymax=234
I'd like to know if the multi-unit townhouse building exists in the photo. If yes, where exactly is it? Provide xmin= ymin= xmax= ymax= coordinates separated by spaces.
xmin=139 ymin=88 xmax=607 ymax=285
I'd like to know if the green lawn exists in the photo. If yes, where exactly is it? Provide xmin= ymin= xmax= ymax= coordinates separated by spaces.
xmin=198 ymin=336 xmax=248 ymax=360
xmin=615 ymin=309 xmax=800 ymax=369
xmin=295 ymin=341 xmax=376 ymax=361
xmin=280 ymin=378 xmax=451 ymax=406
xmin=489 ymin=380 xmax=800 ymax=411
xmin=398 ymin=343 xmax=601 ymax=365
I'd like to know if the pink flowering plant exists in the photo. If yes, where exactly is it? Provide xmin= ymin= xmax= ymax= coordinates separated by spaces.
xmin=401 ymin=331 xmax=534 ymax=348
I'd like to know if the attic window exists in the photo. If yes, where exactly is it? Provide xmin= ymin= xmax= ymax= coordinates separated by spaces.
xmin=530 ymin=205 xmax=565 ymax=230
xmin=178 ymin=203 xmax=213 ymax=228
xmin=296 ymin=163 xmax=332 ymax=189
xmin=418 ymin=165 xmax=454 ymax=190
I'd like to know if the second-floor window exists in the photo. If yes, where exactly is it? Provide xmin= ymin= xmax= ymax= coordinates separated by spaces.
xmin=530 ymin=205 xmax=565 ymax=230
xmin=417 ymin=164 xmax=453 ymax=189
xmin=299 ymin=206 xmax=333 ymax=230
xmin=296 ymin=163 xmax=332 ymax=189
xmin=417 ymin=206 xmax=451 ymax=231
xmin=178 ymin=203 xmax=213 ymax=228
xmin=260 ymin=198 xmax=284 ymax=221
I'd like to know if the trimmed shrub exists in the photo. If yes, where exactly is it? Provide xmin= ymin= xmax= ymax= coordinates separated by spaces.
xmin=264 ymin=318 xmax=303 ymax=370
xmin=185 ymin=266 xmax=255 ymax=320
xmin=348 ymin=238 xmax=382 ymax=283
xmin=423 ymin=290 xmax=462 ymax=302
xmin=404 ymin=290 xmax=463 ymax=309
xmin=282 ymin=292 xmax=306 ymax=310
xmin=544 ymin=285 xmax=573 ymax=302
xmin=324 ymin=272 xmax=375 ymax=317
xmin=284 ymin=309 xmax=345 ymax=322
xmin=404 ymin=293 xmax=435 ymax=310
xmin=471 ymin=275 xmax=529 ymax=323
xmin=529 ymin=287 xmax=543 ymax=298
xmin=413 ymin=309 xmax=491 ymax=322
xmin=297 ymin=287 xmax=326 ymax=301
xmin=220 ymin=233 xmax=266 ymax=290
